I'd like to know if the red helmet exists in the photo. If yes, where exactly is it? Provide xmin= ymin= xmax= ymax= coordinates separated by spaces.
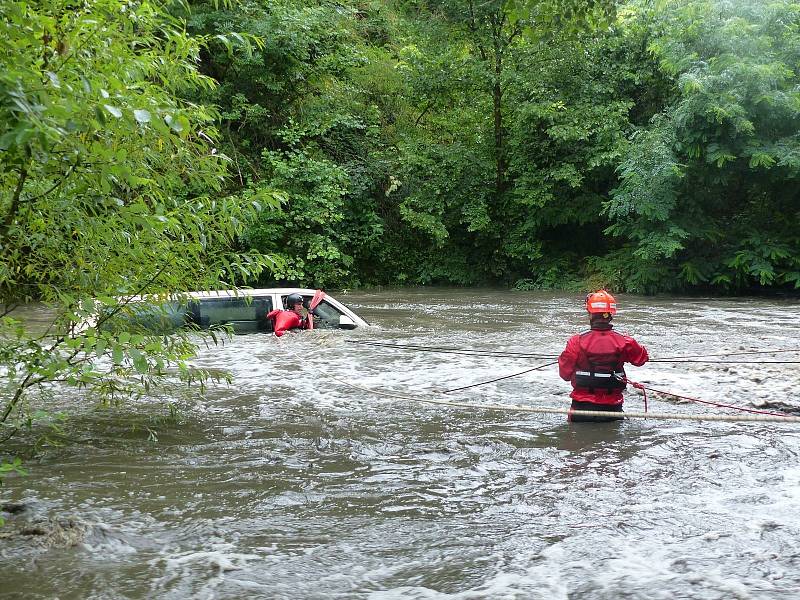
xmin=585 ymin=290 xmax=617 ymax=315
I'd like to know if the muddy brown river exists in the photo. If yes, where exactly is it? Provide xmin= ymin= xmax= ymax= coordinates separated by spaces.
xmin=2 ymin=289 xmax=800 ymax=599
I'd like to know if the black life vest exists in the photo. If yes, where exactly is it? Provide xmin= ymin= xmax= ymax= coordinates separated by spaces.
xmin=573 ymin=329 xmax=627 ymax=391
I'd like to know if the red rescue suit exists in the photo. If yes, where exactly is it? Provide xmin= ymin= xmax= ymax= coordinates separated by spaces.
xmin=558 ymin=326 xmax=649 ymax=406
xmin=266 ymin=309 xmax=309 ymax=337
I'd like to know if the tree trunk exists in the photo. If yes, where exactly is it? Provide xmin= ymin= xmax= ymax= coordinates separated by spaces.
xmin=493 ymin=42 xmax=505 ymax=198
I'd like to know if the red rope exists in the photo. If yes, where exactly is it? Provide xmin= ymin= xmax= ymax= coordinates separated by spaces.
xmin=625 ymin=378 xmax=791 ymax=417
xmin=627 ymin=380 xmax=648 ymax=412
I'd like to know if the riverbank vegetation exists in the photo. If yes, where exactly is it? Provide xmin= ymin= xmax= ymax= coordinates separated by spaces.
xmin=183 ymin=0 xmax=800 ymax=294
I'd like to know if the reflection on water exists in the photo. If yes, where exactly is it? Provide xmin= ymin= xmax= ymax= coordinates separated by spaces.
xmin=2 ymin=289 xmax=800 ymax=599
xmin=548 ymin=421 xmax=627 ymax=453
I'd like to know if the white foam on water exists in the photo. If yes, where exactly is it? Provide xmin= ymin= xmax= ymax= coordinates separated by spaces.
xmin=149 ymin=544 xmax=265 ymax=599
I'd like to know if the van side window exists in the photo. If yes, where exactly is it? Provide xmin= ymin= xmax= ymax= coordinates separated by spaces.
xmin=189 ymin=297 xmax=273 ymax=332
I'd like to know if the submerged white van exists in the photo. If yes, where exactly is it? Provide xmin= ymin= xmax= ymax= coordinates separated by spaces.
xmin=80 ymin=288 xmax=369 ymax=335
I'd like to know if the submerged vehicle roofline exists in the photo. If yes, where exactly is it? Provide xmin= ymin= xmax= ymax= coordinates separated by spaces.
xmin=75 ymin=288 xmax=369 ymax=333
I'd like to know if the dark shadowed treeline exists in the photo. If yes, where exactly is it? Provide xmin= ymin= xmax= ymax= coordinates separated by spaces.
xmin=183 ymin=0 xmax=800 ymax=293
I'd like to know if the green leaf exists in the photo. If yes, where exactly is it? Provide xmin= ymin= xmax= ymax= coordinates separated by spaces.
xmin=104 ymin=105 xmax=123 ymax=118
xmin=45 ymin=71 xmax=60 ymax=88
xmin=164 ymin=114 xmax=184 ymax=132
xmin=130 ymin=348 xmax=148 ymax=373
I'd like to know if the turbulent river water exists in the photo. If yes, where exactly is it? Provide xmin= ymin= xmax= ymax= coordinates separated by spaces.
xmin=2 ymin=288 xmax=800 ymax=599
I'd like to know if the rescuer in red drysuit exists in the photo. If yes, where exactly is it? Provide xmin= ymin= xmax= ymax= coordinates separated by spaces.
xmin=266 ymin=293 xmax=313 ymax=337
xmin=558 ymin=290 xmax=649 ymax=422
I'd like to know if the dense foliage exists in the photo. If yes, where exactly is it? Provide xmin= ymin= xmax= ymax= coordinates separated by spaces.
xmin=605 ymin=0 xmax=800 ymax=292
xmin=181 ymin=0 xmax=799 ymax=293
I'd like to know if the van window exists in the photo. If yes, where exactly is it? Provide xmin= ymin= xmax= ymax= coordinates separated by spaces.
xmin=190 ymin=296 xmax=273 ymax=332
xmin=101 ymin=301 xmax=188 ymax=334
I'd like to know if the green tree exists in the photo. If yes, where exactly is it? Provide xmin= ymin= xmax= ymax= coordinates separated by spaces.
xmin=605 ymin=0 xmax=800 ymax=292
xmin=389 ymin=0 xmax=627 ymax=285
xmin=185 ymin=0 xmax=392 ymax=287
xmin=0 ymin=0 xmax=279 ymax=449
xmin=429 ymin=0 xmax=617 ymax=201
